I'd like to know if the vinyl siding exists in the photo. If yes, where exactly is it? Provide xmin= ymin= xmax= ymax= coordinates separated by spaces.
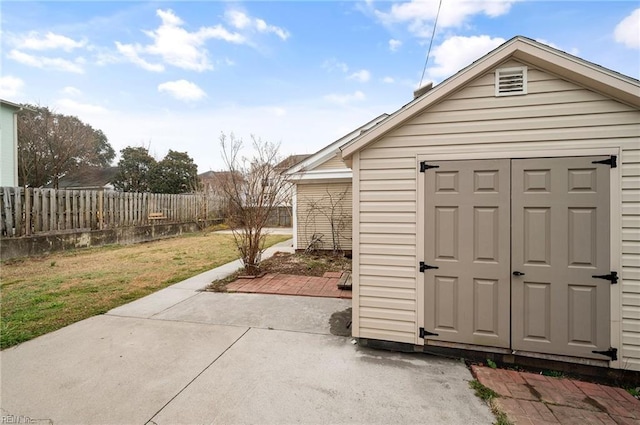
xmin=315 ymin=154 xmax=347 ymax=170
xmin=621 ymin=149 xmax=640 ymax=369
xmin=0 ymin=105 xmax=18 ymax=187
xmin=296 ymin=183 xmax=352 ymax=251
xmin=353 ymin=60 xmax=640 ymax=367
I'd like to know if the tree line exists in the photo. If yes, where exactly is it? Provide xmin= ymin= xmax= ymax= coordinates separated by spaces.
xmin=17 ymin=103 xmax=294 ymax=277
xmin=16 ymin=104 xmax=198 ymax=194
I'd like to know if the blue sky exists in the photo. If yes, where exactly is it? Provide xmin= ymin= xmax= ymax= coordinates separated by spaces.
xmin=2 ymin=1 xmax=639 ymax=173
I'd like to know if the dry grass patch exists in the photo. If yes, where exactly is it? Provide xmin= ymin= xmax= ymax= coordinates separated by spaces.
xmin=1 ymin=232 xmax=290 ymax=349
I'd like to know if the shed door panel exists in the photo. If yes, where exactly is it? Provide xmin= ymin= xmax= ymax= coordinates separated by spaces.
xmin=424 ymin=159 xmax=511 ymax=348
xmin=423 ymin=156 xmax=611 ymax=360
xmin=511 ymin=157 xmax=610 ymax=359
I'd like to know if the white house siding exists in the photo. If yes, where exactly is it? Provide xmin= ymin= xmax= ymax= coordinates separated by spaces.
xmin=0 ymin=104 xmax=19 ymax=187
xmin=315 ymin=154 xmax=347 ymax=170
xmin=352 ymin=60 xmax=640 ymax=367
xmin=296 ymin=182 xmax=352 ymax=251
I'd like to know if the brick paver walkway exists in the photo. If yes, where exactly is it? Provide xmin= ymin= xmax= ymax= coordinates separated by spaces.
xmin=472 ymin=365 xmax=640 ymax=424
xmin=226 ymin=272 xmax=352 ymax=299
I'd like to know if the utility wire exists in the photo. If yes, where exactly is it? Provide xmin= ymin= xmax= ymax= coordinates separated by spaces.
xmin=419 ymin=0 xmax=443 ymax=89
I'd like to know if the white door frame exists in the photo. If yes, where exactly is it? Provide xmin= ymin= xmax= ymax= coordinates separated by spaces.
xmin=416 ymin=146 xmax=621 ymax=368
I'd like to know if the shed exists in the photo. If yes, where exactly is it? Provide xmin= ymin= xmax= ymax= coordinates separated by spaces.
xmin=341 ymin=36 xmax=640 ymax=370
xmin=286 ymin=114 xmax=388 ymax=252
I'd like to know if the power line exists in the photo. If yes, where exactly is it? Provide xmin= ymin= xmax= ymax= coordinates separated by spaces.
xmin=419 ymin=0 xmax=443 ymax=89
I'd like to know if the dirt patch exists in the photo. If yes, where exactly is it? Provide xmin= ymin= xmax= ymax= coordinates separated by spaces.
xmin=206 ymin=251 xmax=352 ymax=292
xmin=259 ymin=251 xmax=351 ymax=277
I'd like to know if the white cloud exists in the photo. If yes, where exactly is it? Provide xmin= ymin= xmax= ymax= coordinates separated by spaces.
xmin=535 ymin=38 xmax=579 ymax=56
xmin=382 ymin=76 xmax=395 ymax=83
xmin=425 ymin=35 xmax=505 ymax=81
xmin=348 ymin=69 xmax=371 ymax=83
xmin=15 ymin=31 xmax=86 ymax=51
xmin=267 ymin=107 xmax=287 ymax=117
xmin=56 ymin=98 xmax=108 ymax=115
xmin=0 ymin=76 xmax=25 ymax=98
xmin=323 ymin=91 xmax=366 ymax=105
xmin=322 ymin=58 xmax=349 ymax=73
xmin=226 ymin=10 xmax=290 ymax=40
xmin=323 ymin=60 xmax=370 ymax=83
xmin=158 ymin=80 xmax=207 ymax=101
xmin=614 ymin=8 xmax=640 ymax=49
xmin=389 ymin=38 xmax=402 ymax=51
xmin=117 ymin=8 xmax=246 ymax=72
xmin=373 ymin=0 xmax=517 ymax=37
xmin=7 ymin=49 xmax=85 ymax=73
xmin=61 ymin=86 xmax=82 ymax=96
xmin=115 ymin=42 xmax=164 ymax=72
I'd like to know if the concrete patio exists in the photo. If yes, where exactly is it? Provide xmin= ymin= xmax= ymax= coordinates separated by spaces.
xmin=3 ymin=237 xmax=635 ymax=424
xmin=0 ymin=239 xmax=494 ymax=425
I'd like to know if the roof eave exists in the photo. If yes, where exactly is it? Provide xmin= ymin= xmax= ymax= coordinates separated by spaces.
xmin=341 ymin=39 xmax=519 ymax=160
xmin=341 ymin=36 xmax=640 ymax=160
xmin=286 ymin=113 xmax=389 ymax=175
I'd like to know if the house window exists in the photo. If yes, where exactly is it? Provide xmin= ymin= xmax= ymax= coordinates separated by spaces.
xmin=495 ymin=66 xmax=527 ymax=96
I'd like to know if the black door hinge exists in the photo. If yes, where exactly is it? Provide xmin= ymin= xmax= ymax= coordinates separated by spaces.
xmin=420 ymin=161 xmax=439 ymax=172
xmin=592 ymin=271 xmax=618 ymax=284
xmin=592 ymin=155 xmax=617 ymax=168
xmin=419 ymin=327 xmax=439 ymax=338
xmin=419 ymin=261 xmax=439 ymax=272
xmin=592 ymin=347 xmax=617 ymax=361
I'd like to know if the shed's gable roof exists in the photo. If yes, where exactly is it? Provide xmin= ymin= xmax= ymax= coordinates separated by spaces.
xmin=341 ymin=36 xmax=640 ymax=160
xmin=286 ymin=113 xmax=389 ymax=177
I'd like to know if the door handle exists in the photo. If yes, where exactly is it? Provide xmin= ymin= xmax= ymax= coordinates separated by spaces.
xmin=513 ymin=271 xmax=525 ymax=276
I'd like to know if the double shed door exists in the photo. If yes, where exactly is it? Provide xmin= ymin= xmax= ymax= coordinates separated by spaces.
xmin=423 ymin=156 xmax=611 ymax=359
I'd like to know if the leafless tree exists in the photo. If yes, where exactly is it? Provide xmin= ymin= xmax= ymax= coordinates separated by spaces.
xmin=302 ymin=187 xmax=351 ymax=254
xmin=219 ymin=132 xmax=289 ymax=275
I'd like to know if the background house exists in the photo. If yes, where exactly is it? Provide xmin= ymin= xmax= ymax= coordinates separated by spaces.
xmin=341 ymin=36 xmax=640 ymax=371
xmin=285 ymin=114 xmax=388 ymax=252
xmin=0 ymin=99 xmax=22 ymax=187
xmin=46 ymin=166 xmax=119 ymax=190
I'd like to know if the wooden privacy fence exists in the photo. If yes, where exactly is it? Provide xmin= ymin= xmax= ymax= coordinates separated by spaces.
xmin=0 ymin=187 xmax=222 ymax=238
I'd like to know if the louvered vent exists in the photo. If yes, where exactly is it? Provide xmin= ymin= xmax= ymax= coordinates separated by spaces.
xmin=495 ymin=66 xmax=527 ymax=96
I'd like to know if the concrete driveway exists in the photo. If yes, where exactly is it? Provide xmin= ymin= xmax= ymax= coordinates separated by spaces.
xmin=1 ymin=246 xmax=494 ymax=425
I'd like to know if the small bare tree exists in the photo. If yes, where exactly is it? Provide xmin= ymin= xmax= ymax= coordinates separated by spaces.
xmin=219 ymin=133 xmax=289 ymax=275
xmin=302 ymin=187 xmax=351 ymax=254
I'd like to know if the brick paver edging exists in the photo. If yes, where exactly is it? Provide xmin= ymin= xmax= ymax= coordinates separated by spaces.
xmin=471 ymin=365 xmax=640 ymax=424
xmin=226 ymin=272 xmax=352 ymax=299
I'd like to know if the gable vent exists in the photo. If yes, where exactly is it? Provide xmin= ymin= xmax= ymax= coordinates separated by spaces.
xmin=495 ymin=66 xmax=527 ymax=96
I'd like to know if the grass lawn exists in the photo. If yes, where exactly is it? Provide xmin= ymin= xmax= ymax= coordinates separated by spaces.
xmin=0 ymin=231 xmax=291 ymax=349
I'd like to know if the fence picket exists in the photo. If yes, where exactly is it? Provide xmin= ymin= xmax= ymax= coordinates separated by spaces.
xmin=0 ymin=187 xmax=232 ymax=238
xmin=14 ymin=187 xmax=23 ymax=236
xmin=25 ymin=188 xmax=32 ymax=236
xmin=65 ymin=190 xmax=72 ymax=229
xmin=3 ymin=188 xmax=14 ymax=235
